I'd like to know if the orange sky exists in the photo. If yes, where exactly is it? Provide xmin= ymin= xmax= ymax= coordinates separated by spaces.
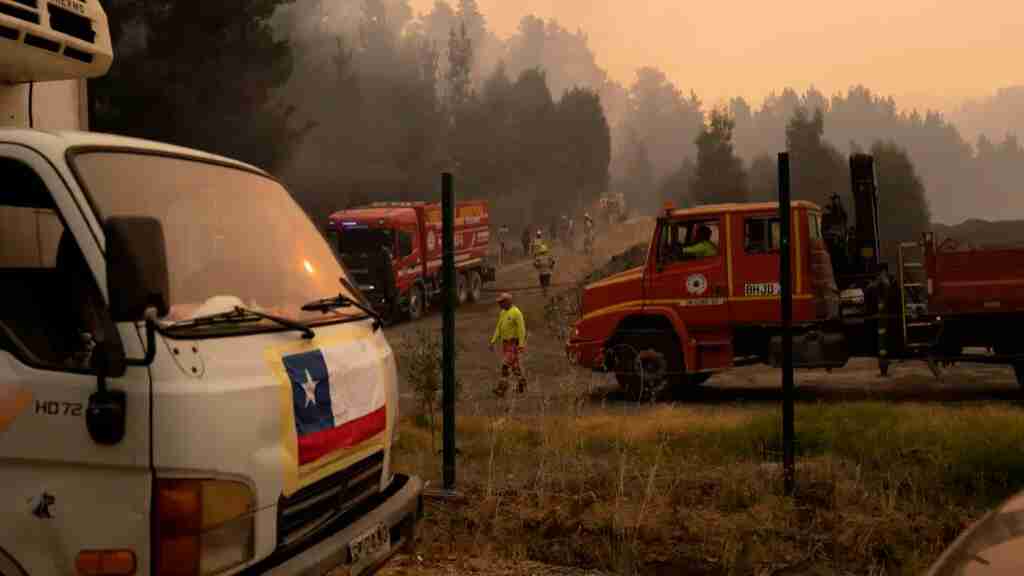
xmin=408 ymin=0 xmax=1020 ymax=112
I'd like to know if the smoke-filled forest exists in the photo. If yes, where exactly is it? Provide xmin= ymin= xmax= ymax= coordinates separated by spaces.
xmin=90 ymin=0 xmax=1023 ymax=237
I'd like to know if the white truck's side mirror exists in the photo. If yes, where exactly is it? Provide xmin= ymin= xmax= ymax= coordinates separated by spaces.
xmin=105 ymin=216 xmax=170 ymax=323
xmin=85 ymin=217 xmax=170 ymax=445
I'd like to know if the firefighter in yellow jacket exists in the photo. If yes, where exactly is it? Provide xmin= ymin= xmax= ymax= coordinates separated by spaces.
xmin=489 ymin=292 xmax=528 ymax=396
xmin=531 ymin=229 xmax=555 ymax=293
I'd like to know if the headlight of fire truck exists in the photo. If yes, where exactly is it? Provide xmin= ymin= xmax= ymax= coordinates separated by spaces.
xmin=154 ymin=478 xmax=255 ymax=575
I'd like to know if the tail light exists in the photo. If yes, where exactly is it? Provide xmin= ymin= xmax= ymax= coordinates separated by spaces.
xmin=154 ymin=479 xmax=255 ymax=576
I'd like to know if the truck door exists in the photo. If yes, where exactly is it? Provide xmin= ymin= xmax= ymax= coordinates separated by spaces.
xmin=646 ymin=216 xmax=730 ymax=334
xmin=731 ymin=210 xmax=817 ymax=323
xmin=0 ymin=146 xmax=151 ymax=573
xmin=394 ymin=226 xmax=419 ymax=295
xmin=731 ymin=212 xmax=784 ymax=324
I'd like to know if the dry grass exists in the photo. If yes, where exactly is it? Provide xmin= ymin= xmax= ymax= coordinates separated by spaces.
xmin=393 ymin=399 xmax=1024 ymax=575
xmin=383 ymin=221 xmax=1024 ymax=574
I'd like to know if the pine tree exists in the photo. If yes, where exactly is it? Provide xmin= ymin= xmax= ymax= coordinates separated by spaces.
xmin=690 ymin=110 xmax=748 ymax=204
xmin=91 ymin=0 xmax=300 ymax=171
xmin=445 ymin=21 xmax=474 ymax=112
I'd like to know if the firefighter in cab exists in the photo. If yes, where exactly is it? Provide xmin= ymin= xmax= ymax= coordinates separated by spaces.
xmin=683 ymin=225 xmax=718 ymax=258
xmin=532 ymin=229 xmax=555 ymax=293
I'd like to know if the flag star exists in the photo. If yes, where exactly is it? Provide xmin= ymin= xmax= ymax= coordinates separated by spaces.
xmin=301 ymin=369 xmax=318 ymax=408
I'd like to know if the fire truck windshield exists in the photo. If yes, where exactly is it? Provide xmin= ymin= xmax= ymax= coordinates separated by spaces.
xmin=335 ymin=227 xmax=395 ymax=257
xmin=69 ymin=150 xmax=358 ymax=332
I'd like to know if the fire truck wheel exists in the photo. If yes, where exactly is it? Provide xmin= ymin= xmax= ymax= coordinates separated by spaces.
xmin=613 ymin=334 xmax=682 ymax=401
xmin=457 ymin=273 xmax=468 ymax=305
xmin=467 ymin=270 xmax=482 ymax=302
xmin=407 ymin=285 xmax=424 ymax=321
xmin=689 ymin=372 xmax=712 ymax=386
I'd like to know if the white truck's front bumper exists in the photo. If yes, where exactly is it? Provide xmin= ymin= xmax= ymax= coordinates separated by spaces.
xmin=243 ymin=474 xmax=423 ymax=576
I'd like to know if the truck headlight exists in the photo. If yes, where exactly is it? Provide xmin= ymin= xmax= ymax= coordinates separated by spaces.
xmin=155 ymin=479 xmax=255 ymax=576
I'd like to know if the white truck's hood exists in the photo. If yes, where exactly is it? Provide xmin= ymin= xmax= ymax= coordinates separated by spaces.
xmin=147 ymin=317 xmax=397 ymax=554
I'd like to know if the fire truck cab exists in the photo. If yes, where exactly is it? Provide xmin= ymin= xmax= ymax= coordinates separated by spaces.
xmin=567 ymin=200 xmax=843 ymax=398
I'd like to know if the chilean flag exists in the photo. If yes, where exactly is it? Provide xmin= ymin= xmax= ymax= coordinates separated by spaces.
xmin=282 ymin=349 xmax=387 ymax=465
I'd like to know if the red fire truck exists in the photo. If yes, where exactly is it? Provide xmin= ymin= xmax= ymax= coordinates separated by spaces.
xmin=326 ymin=201 xmax=496 ymax=321
xmin=567 ymin=154 xmax=1024 ymax=399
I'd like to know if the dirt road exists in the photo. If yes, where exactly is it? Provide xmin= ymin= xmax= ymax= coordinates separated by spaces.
xmin=385 ymin=218 xmax=657 ymax=417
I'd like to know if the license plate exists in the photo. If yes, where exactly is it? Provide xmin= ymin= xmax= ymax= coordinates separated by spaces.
xmin=349 ymin=523 xmax=391 ymax=575
xmin=744 ymin=282 xmax=780 ymax=297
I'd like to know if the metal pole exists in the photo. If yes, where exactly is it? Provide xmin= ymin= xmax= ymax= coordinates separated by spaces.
xmin=441 ymin=172 xmax=457 ymax=490
xmin=778 ymin=152 xmax=795 ymax=496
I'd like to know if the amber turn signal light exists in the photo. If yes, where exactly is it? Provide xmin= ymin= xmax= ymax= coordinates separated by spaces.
xmin=76 ymin=549 xmax=137 ymax=576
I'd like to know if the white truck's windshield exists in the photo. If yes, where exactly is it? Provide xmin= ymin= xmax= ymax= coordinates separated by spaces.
xmin=71 ymin=151 xmax=357 ymax=333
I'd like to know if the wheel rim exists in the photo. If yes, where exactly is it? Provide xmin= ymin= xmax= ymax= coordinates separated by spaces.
xmin=409 ymin=289 xmax=422 ymax=318
xmin=469 ymin=272 xmax=482 ymax=301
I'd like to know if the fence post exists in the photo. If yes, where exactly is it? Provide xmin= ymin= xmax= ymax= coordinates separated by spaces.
xmin=442 ymin=172 xmax=456 ymax=491
xmin=778 ymin=152 xmax=795 ymax=496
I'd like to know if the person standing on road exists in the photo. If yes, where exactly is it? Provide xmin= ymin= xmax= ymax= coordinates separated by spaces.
xmin=531 ymin=229 xmax=555 ymax=293
xmin=583 ymin=212 xmax=594 ymax=254
xmin=489 ymin=292 xmax=528 ymax=396
xmin=521 ymin=225 xmax=531 ymax=257
xmin=498 ymin=224 xmax=509 ymax=266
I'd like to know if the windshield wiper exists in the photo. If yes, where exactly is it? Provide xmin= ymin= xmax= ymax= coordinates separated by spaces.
xmin=302 ymin=277 xmax=383 ymax=331
xmin=166 ymin=307 xmax=314 ymax=339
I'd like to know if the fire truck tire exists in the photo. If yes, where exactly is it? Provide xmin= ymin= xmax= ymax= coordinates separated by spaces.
xmin=689 ymin=372 xmax=712 ymax=386
xmin=467 ymin=270 xmax=482 ymax=302
xmin=457 ymin=273 xmax=468 ymax=305
xmin=613 ymin=334 xmax=682 ymax=401
xmin=407 ymin=285 xmax=424 ymax=321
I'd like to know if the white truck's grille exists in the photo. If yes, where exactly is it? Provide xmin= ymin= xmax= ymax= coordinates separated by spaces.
xmin=276 ymin=451 xmax=384 ymax=547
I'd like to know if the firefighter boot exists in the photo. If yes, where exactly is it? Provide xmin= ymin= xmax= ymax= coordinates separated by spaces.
xmin=494 ymin=367 xmax=510 ymax=397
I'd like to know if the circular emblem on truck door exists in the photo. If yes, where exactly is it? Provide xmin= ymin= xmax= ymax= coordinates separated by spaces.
xmin=686 ymin=273 xmax=708 ymax=295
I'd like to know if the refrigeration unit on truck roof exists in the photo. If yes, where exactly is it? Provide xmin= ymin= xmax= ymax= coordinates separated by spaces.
xmin=0 ymin=0 xmax=113 ymax=83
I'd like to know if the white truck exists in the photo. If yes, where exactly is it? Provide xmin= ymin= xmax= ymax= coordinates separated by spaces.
xmin=0 ymin=2 xmax=422 ymax=575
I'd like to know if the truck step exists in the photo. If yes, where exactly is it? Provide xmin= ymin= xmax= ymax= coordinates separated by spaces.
xmin=902 ymin=262 xmax=923 ymax=269
xmin=696 ymin=340 xmax=731 ymax=347
xmin=903 ymin=282 xmax=924 ymax=288
xmin=905 ymin=343 xmax=933 ymax=350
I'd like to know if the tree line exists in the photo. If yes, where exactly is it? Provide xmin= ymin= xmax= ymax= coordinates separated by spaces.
xmin=89 ymin=0 xmax=1019 ymax=239
xmin=90 ymin=0 xmax=610 ymax=233
xmin=620 ymin=84 xmax=1023 ymax=229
